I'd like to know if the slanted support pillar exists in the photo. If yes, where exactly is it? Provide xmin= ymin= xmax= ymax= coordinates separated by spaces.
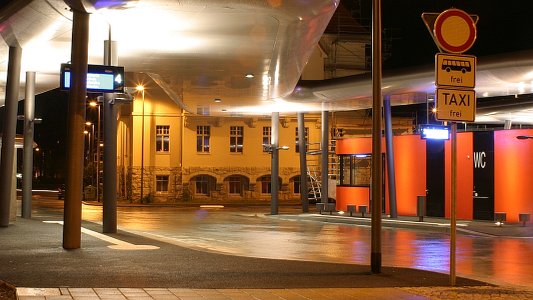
xmin=384 ymin=97 xmax=397 ymax=218
xmin=320 ymin=110 xmax=329 ymax=204
xmin=298 ymin=112 xmax=309 ymax=212
xmin=271 ymin=112 xmax=279 ymax=215
xmin=0 ymin=45 xmax=22 ymax=227
xmin=22 ymin=71 xmax=36 ymax=219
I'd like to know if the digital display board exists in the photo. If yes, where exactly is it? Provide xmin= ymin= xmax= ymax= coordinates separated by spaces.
xmin=420 ymin=124 xmax=450 ymax=140
xmin=60 ymin=64 xmax=124 ymax=93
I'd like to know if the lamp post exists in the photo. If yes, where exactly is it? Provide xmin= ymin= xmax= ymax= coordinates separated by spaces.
xmin=85 ymin=122 xmax=95 ymax=186
xmin=265 ymin=143 xmax=289 ymax=215
xmin=89 ymin=101 xmax=101 ymax=201
xmin=136 ymin=85 xmax=145 ymax=201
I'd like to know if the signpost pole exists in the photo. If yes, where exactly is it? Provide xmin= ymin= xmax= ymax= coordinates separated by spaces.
xmin=450 ymin=122 xmax=457 ymax=286
xmin=422 ymin=7 xmax=477 ymax=287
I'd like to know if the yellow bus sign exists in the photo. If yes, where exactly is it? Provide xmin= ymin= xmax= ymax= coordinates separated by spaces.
xmin=436 ymin=53 xmax=476 ymax=88
xmin=436 ymin=88 xmax=476 ymax=122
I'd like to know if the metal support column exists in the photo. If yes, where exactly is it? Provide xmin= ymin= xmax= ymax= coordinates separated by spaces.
xmin=371 ymin=0 xmax=383 ymax=274
xmin=0 ymin=46 xmax=22 ymax=227
xmin=102 ymin=38 xmax=118 ymax=233
xmin=384 ymin=97 xmax=397 ymax=218
xmin=320 ymin=110 xmax=329 ymax=204
xmin=63 ymin=8 xmax=89 ymax=249
xmin=103 ymin=93 xmax=117 ymax=233
xmin=22 ymin=71 xmax=36 ymax=219
xmin=298 ymin=112 xmax=309 ymax=212
xmin=271 ymin=112 xmax=279 ymax=215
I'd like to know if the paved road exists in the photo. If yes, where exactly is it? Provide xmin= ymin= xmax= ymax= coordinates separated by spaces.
xmin=25 ymin=197 xmax=533 ymax=290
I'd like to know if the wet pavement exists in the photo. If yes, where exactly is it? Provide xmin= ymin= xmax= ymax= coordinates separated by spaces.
xmin=2 ymin=198 xmax=533 ymax=299
xmin=73 ymin=202 xmax=533 ymax=289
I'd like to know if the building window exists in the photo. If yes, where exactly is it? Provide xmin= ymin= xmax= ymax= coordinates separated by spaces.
xmin=194 ymin=175 xmax=215 ymax=195
xmin=156 ymin=175 xmax=169 ymax=193
xmin=295 ymin=127 xmax=309 ymax=153
xmin=197 ymin=126 xmax=210 ymax=153
xmin=260 ymin=175 xmax=281 ymax=194
xmin=228 ymin=176 xmax=242 ymax=194
xmin=156 ymin=125 xmax=170 ymax=152
xmin=260 ymin=176 xmax=272 ymax=194
xmin=224 ymin=175 xmax=250 ymax=197
xmin=230 ymin=126 xmax=244 ymax=153
xmin=262 ymin=126 xmax=271 ymax=152
xmin=339 ymin=154 xmax=371 ymax=186
xmin=291 ymin=176 xmax=302 ymax=194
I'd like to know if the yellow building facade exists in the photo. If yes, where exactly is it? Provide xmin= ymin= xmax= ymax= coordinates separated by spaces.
xmin=119 ymin=84 xmax=323 ymax=204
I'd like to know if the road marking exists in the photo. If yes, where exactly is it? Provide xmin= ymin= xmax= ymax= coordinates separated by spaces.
xmin=43 ymin=221 xmax=159 ymax=250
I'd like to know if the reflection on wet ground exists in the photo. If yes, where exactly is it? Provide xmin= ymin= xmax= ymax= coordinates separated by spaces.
xmin=35 ymin=200 xmax=533 ymax=289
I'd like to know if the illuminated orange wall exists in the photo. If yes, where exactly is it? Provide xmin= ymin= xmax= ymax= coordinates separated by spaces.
xmin=336 ymin=136 xmax=426 ymax=216
xmin=336 ymin=138 xmax=372 ymax=155
xmin=444 ymin=132 xmax=473 ymax=220
xmin=494 ymin=129 xmax=533 ymax=223
xmin=336 ymin=130 xmax=533 ymax=222
xmin=336 ymin=186 xmax=370 ymax=211
xmin=391 ymin=135 xmax=426 ymax=216
xmin=335 ymin=138 xmax=372 ymax=211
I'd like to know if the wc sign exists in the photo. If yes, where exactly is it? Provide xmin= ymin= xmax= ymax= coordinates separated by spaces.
xmin=473 ymin=151 xmax=486 ymax=168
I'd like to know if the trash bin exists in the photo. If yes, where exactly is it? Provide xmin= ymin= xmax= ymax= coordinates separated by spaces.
xmin=417 ymin=196 xmax=426 ymax=222
xmin=84 ymin=185 xmax=96 ymax=201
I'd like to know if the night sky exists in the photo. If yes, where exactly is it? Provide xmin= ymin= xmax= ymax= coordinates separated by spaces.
xmin=375 ymin=0 xmax=533 ymax=68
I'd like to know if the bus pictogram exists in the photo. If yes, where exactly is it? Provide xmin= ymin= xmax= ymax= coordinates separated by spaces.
xmin=441 ymin=58 xmax=472 ymax=73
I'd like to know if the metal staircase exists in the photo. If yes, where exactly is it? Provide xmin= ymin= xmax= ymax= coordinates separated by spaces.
xmin=306 ymin=141 xmax=339 ymax=203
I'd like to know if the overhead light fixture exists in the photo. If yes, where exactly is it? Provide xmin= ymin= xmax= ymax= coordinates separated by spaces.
xmin=214 ymin=98 xmax=222 ymax=103
xmin=245 ymin=73 xmax=254 ymax=78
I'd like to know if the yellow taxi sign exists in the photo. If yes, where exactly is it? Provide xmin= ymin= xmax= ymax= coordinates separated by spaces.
xmin=436 ymin=88 xmax=476 ymax=122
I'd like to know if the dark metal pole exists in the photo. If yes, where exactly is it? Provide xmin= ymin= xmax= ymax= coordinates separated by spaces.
xmin=140 ymin=89 xmax=145 ymax=201
xmin=0 ymin=46 xmax=21 ymax=227
xmin=63 ymin=8 xmax=89 ymax=249
xmin=371 ymin=0 xmax=383 ymax=274
xmin=450 ymin=122 xmax=457 ymax=286
xmin=298 ymin=112 xmax=309 ymax=212
xmin=321 ymin=110 xmax=329 ymax=204
xmin=103 ymin=94 xmax=117 ymax=233
xmin=22 ymin=71 xmax=36 ymax=219
xmin=96 ymin=104 xmax=101 ymax=201
xmin=271 ymin=112 xmax=279 ymax=215
xmin=102 ymin=38 xmax=118 ymax=233
xmin=384 ymin=97 xmax=397 ymax=218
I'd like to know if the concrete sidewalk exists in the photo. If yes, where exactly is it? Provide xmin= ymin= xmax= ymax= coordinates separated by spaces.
xmin=1 ymin=216 xmax=532 ymax=299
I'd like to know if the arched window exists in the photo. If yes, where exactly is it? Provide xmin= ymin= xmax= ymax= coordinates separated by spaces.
xmin=290 ymin=175 xmax=301 ymax=194
xmin=191 ymin=175 xmax=216 ymax=195
xmin=224 ymin=175 xmax=250 ymax=196
xmin=259 ymin=175 xmax=281 ymax=194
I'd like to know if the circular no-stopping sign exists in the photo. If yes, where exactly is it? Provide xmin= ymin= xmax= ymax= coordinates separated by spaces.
xmin=433 ymin=8 xmax=477 ymax=53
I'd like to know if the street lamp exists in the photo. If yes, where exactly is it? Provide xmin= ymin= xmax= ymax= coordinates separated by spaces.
xmin=89 ymin=100 xmax=101 ymax=202
xmin=136 ymin=85 xmax=145 ymax=201
xmin=263 ymin=144 xmax=289 ymax=153
xmin=85 ymin=122 xmax=95 ymax=186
